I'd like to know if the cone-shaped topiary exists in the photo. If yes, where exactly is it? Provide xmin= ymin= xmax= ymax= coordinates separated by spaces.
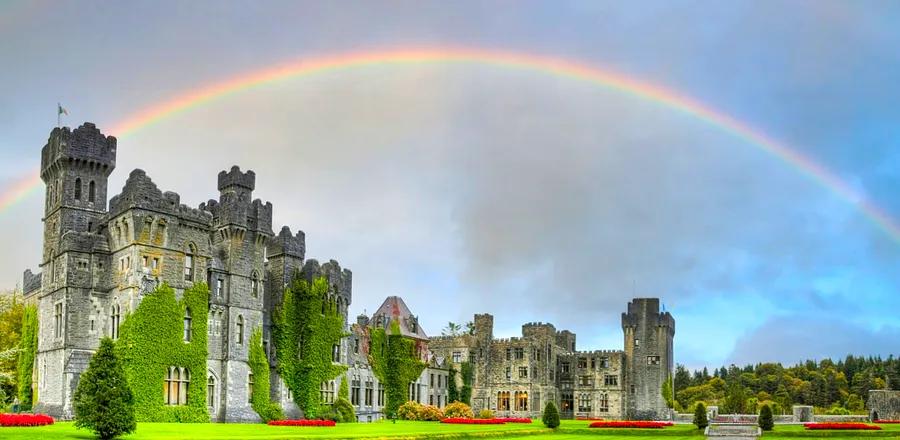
xmin=759 ymin=403 xmax=774 ymax=431
xmin=74 ymin=338 xmax=136 ymax=440
xmin=542 ymin=401 xmax=560 ymax=428
xmin=693 ymin=402 xmax=709 ymax=430
xmin=334 ymin=397 xmax=356 ymax=422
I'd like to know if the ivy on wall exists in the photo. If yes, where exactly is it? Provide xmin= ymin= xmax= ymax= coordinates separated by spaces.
xmin=16 ymin=305 xmax=37 ymax=408
xmin=272 ymin=276 xmax=347 ymax=418
xmin=447 ymin=365 xmax=459 ymax=403
xmin=116 ymin=283 xmax=209 ymax=422
xmin=460 ymin=361 xmax=473 ymax=405
xmin=249 ymin=327 xmax=283 ymax=422
xmin=369 ymin=321 xmax=426 ymax=418
xmin=338 ymin=373 xmax=349 ymax=401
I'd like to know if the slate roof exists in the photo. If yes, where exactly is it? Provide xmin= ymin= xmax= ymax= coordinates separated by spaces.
xmin=371 ymin=296 xmax=428 ymax=340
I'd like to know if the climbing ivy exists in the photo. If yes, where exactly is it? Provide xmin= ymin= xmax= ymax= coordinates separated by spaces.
xmin=116 ymin=283 xmax=209 ymax=422
xmin=16 ymin=305 xmax=37 ymax=408
xmin=272 ymin=276 xmax=347 ymax=418
xmin=249 ymin=327 xmax=283 ymax=422
xmin=369 ymin=321 xmax=426 ymax=418
xmin=460 ymin=361 xmax=473 ymax=405
xmin=338 ymin=373 xmax=349 ymax=401
xmin=447 ymin=365 xmax=459 ymax=403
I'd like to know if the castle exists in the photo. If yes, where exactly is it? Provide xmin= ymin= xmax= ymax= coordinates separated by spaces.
xmin=22 ymin=123 xmax=674 ymax=422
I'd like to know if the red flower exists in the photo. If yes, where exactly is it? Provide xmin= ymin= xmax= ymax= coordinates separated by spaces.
xmin=440 ymin=418 xmax=507 ymax=424
xmin=877 ymin=420 xmax=900 ymax=424
xmin=803 ymin=422 xmax=881 ymax=430
xmin=267 ymin=419 xmax=336 ymax=427
xmin=0 ymin=413 xmax=55 ymax=427
xmin=589 ymin=420 xmax=673 ymax=429
xmin=496 ymin=417 xmax=531 ymax=423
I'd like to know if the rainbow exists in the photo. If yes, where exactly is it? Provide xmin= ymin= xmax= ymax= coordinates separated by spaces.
xmin=3 ymin=48 xmax=898 ymax=242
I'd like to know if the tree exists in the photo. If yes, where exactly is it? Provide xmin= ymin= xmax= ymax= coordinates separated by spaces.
xmin=0 ymin=290 xmax=23 ymax=400
xmin=758 ymin=404 xmax=774 ymax=431
xmin=442 ymin=322 xmax=461 ymax=336
xmin=15 ymin=305 xmax=37 ymax=409
xmin=465 ymin=321 xmax=475 ymax=335
xmin=662 ymin=375 xmax=674 ymax=409
xmin=74 ymin=338 xmax=136 ymax=440
xmin=542 ymin=401 xmax=560 ymax=428
xmin=693 ymin=402 xmax=708 ymax=430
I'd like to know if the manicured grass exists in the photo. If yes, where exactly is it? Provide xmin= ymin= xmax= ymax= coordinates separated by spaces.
xmin=3 ymin=419 xmax=899 ymax=439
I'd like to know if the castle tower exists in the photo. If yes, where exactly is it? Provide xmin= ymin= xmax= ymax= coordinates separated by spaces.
xmin=35 ymin=123 xmax=116 ymax=417
xmin=622 ymin=298 xmax=675 ymax=420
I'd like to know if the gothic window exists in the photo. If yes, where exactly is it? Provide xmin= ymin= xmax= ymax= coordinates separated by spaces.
xmin=165 ymin=367 xmax=190 ymax=405
xmin=320 ymin=381 xmax=335 ymax=404
xmin=497 ymin=391 xmax=510 ymax=411
xmin=452 ymin=351 xmax=461 ymax=363
xmin=111 ymin=304 xmax=121 ymax=339
xmin=183 ymin=246 xmax=195 ymax=281
xmin=183 ymin=308 xmax=192 ymax=342
xmin=578 ymin=393 xmax=592 ymax=412
xmin=74 ymin=178 xmax=82 ymax=200
xmin=514 ymin=348 xmax=524 ymax=360
xmin=236 ymin=315 xmax=244 ymax=345
xmin=207 ymin=375 xmax=215 ymax=408
xmin=54 ymin=303 xmax=63 ymax=338
xmin=248 ymin=373 xmax=254 ymax=403
xmin=377 ymin=383 xmax=384 ymax=406
xmin=351 ymin=377 xmax=361 ymax=405
xmin=518 ymin=366 xmax=528 ymax=379
xmin=579 ymin=375 xmax=592 ymax=386
xmin=515 ymin=391 xmax=528 ymax=411
xmin=251 ymin=272 xmax=260 ymax=298
xmin=598 ymin=393 xmax=609 ymax=412
xmin=365 ymin=380 xmax=373 ymax=406
xmin=88 ymin=180 xmax=96 ymax=202
xmin=561 ymin=362 xmax=570 ymax=373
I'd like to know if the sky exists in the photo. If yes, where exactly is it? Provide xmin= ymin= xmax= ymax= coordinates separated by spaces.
xmin=1 ymin=0 xmax=899 ymax=370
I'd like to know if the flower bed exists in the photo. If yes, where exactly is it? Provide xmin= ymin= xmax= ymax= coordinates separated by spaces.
xmin=496 ymin=417 xmax=532 ymax=423
xmin=576 ymin=417 xmax=605 ymax=420
xmin=0 ymin=413 xmax=55 ymax=427
xmin=268 ymin=419 xmax=336 ymax=427
xmin=441 ymin=417 xmax=507 ymax=424
xmin=803 ymin=422 xmax=881 ymax=430
xmin=876 ymin=420 xmax=900 ymax=424
xmin=589 ymin=420 xmax=673 ymax=429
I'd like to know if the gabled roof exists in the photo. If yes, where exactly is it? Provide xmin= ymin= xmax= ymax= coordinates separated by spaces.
xmin=371 ymin=296 xmax=429 ymax=340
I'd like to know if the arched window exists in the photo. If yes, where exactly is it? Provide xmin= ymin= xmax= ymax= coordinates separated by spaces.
xmin=251 ymin=272 xmax=259 ymax=298
xmin=207 ymin=375 xmax=215 ymax=408
xmin=236 ymin=315 xmax=244 ymax=345
xmin=74 ymin=178 xmax=82 ymax=200
xmin=88 ymin=180 xmax=96 ymax=202
xmin=165 ymin=367 xmax=190 ymax=406
xmin=183 ymin=308 xmax=192 ymax=342
xmin=497 ymin=391 xmax=510 ymax=411
xmin=184 ymin=245 xmax=195 ymax=282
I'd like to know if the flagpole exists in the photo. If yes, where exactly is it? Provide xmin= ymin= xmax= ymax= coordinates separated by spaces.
xmin=57 ymin=102 xmax=61 ymax=129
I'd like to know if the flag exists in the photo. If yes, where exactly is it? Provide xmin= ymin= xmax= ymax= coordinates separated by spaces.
xmin=58 ymin=103 xmax=68 ymax=116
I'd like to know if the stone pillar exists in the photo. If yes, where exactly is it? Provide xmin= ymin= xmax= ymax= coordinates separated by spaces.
xmin=792 ymin=405 xmax=813 ymax=423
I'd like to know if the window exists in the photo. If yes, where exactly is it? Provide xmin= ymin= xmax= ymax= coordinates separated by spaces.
xmin=111 ymin=304 xmax=121 ymax=339
xmin=216 ymin=279 xmax=223 ymax=297
xmin=647 ymin=355 xmax=660 ymax=365
xmin=452 ymin=351 xmax=461 ymax=363
xmin=183 ymin=308 xmax=192 ymax=342
xmin=430 ymin=374 xmax=435 ymax=387
xmin=251 ymin=272 xmax=260 ymax=298
xmin=248 ymin=373 xmax=254 ymax=403
xmin=579 ymin=375 xmax=592 ymax=386
xmin=598 ymin=393 xmax=609 ymax=412
xmin=634 ymin=338 xmax=640 ymax=347
xmin=320 ymin=381 xmax=335 ymax=404
xmin=497 ymin=391 xmax=510 ymax=411
xmin=88 ymin=181 xmax=96 ymax=202
xmin=354 ymin=338 xmax=359 ymax=354
xmin=561 ymin=362 xmax=570 ymax=374
xmin=514 ymin=348 xmax=524 ymax=360
xmin=599 ymin=357 xmax=609 ymax=368
xmin=518 ymin=366 xmax=528 ymax=379
xmin=630 ymin=385 xmax=635 ymax=394
xmin=365 ymin=380 xmax=373 ymax=406
xmin=506 ymin=348 xmax=511 ymax=360
xmin=152 ymin=258 xmax=159 ymax=271
xmin=142 ymin=256 xmax=149 ymax=271
xmin=184 ymin=248 xmax=194 ymax=281
xmin=515 ymin=391 xmax=528 ymax=411
xmin=604 ymin=374 xmax=618 ymax=386
xmin=235 ymin=315 xmax=245 ymax=345
xmin=578 ymin=357 xmax=588 ymax=368
xmin=332 ymin=344 xmax=340 ymax=363
xmin=377 ymin=383 xmax=384 ymax=406
xmin=74 ymin=178 xmax=82 ymax=200
xmin=165 ymin=367 xmax=190 ymax=406
xmin=54 ymin=303 xmax=63 ymax=338
xmin=351 ymin=377 xmax=361 ymax=405
xmin=207 ymin=375 xmax=215 ymax=408
xmin=429 ymin=395 xmax=434 ymax=405
xmin=591 ymin=358 xmax=596 ymax=369
xmin=505 ymin=366 xmax=511 ymax=380
xmin=578 ymin=393 xmax=592 ymax=412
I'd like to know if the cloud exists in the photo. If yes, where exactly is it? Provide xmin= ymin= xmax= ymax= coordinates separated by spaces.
xmin=727 ymin=316 xmax=900 ymax=366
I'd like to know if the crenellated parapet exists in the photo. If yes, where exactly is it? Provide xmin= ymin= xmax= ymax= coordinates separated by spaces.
xmin=109 ymin=169 xmax=213 ymax=225
xmin=23 ymin=269 xmax=42 ymax=296
xmin=269 ymin=226 xmax=305 ymax=259
xmin=299 ymin=258 xmax=352 ymax=302
xmin=209 ymin=166 xmax=273 ymax=235
xmin=41 ymin=123 xmax=116 ymax=181
xmin=218 ymin=165 xmax=255 ymax=191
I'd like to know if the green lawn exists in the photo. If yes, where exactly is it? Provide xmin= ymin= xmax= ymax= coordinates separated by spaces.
xmin=2 ymin=420 xmax=899 ymax=439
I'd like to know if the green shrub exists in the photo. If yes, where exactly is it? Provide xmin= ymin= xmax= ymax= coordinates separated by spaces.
xmin=316 ymin=405 xmax=342 ymax=422
xmin=694 ymin=402 xmax=709 ymax=430
xmin=397 ymin=401 xmax=423 ymax=420
xmin=443 ymin=401 xmax=474 ymax=419
xmin=419 ymin=404 xmax=444 ymax=421
xmin=74 ymin=338 xmax=136 ymax=440
xmin=477 ymin=408 xmax=494 ymax=419
xmin=826 ymin=405 xmax=851 ymax=415
xmin=249 ymin=327 xmax=283 ymax=422
xmin=758 ymin=404 xmax=774 ymax=431
xmin=16 ymin=305 xmax=37 ymax=407
xmin=333 ymin=397 xmax=356 ymax=423
xmin=542 ymin=401 xmax=560 ymax=428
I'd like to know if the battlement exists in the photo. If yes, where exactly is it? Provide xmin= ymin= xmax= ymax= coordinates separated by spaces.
xmin=249 ymin=199 xmax=274 ymax=233
xmin=217 ymin=165 xmax=255 ymax=191
xmin=110 ymin=169 xmax=213 ymax=225
xmin=269 ymin=226 xmax=306 ymax=258
xmin=41 ymin=123 xmax=117 ymax=180
xmin=621 ymin=297 xmax=675 ymax=330
xmin=23 ymin=269 xmax=41 ymax=296
xmin=300 ymin=258 xmax=352 ymax=300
